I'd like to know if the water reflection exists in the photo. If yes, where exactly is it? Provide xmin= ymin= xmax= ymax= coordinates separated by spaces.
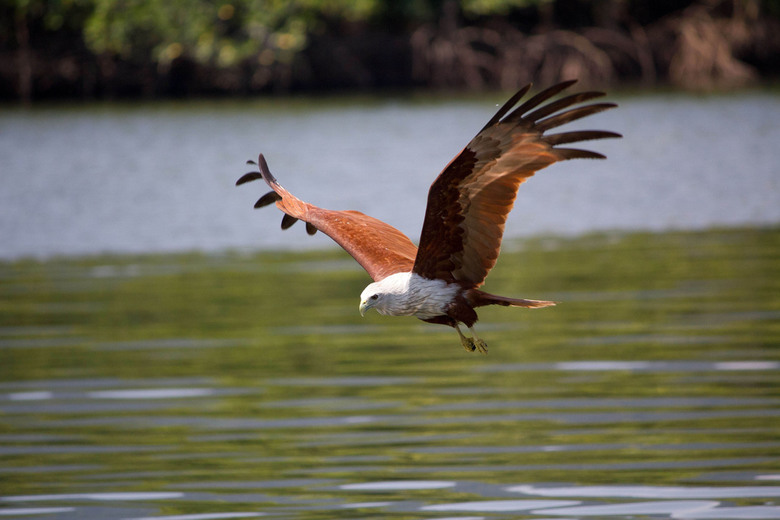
xmin=1 ymin=492 xmax=184 ymax=502
xmin=126 ymin=514 xmax=266 ymax=520
xmin=479 ymin=360 xmax=780 ymax=372
xmin=510 ymin=484 xmax=780 ymax=498
xmin=421 ymin=499 xmax=581 ymax=512
xmin=341 ymin=480 xmax=456 ymax=490
xmin=0 ymin=507 xmax=76 ymax=516
xmin=0 ymin=228 xmax=778 ymax=519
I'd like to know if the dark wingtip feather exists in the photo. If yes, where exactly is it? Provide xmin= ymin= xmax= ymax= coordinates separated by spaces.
xmin=281 ymin=213 xmax=298 ymax=230
xmin=480 ymin=83 xmax=533 ymax=131
xmin=305 ymin=222 xmax=318 ymax=236
xmin=535 ymin=102 xmax=617 ymax=132
xmin=236 ymin=171 xmax=262 ymax=186
xmin=524 ymin=91 xmax=605 ymax=123
xmin=545 ymin=130 xmax=622 ymax=146
xmin=257 ymin=153 xmax=279 ymax=186
xmin=246 ymin=159 xmax=257 ymax=166
xmin=507 ymin=80 xmax=579 ymax=121
xmin=254 ymin=191 xmax=282 ymax=209
xmin=556 ymin=148 xmax=608 ymax=160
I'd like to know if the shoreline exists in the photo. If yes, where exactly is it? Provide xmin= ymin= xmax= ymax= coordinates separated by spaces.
xmin=2 ymin=225 xmax=776 ymax=265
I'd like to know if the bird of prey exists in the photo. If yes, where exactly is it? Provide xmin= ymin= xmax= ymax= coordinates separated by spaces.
xmin=237 ymin=80 xmax=620 ymax=353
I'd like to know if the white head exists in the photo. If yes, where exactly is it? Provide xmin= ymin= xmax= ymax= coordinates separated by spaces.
xmin=358 ymin=272 xmax=412 ymax=317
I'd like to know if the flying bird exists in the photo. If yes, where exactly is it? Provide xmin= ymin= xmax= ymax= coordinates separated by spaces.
xmin=237 ymin=80 xmax=620 ymax=353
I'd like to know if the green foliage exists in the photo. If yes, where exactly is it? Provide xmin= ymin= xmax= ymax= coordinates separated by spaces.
xmin=82 ymin=0 xmax=383 ymax=68
xmin=462 ymin=0 xmax=542 ymax=16
xmin=1 ymin=0 xmax=91 ymax=37
xmin=4 ymin=0 xmax=779 ymax=98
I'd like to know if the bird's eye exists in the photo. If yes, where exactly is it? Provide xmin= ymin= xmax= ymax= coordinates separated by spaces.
xmin=370 ymin=294 xmax=379 ymax=301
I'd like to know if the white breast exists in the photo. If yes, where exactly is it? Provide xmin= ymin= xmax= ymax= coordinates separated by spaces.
xmin=368 ymin=272 xmax=459 ymax=319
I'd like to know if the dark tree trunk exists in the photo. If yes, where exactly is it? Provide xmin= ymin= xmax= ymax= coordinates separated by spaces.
xmin=15 ymin=7 xmax=32 ymax=105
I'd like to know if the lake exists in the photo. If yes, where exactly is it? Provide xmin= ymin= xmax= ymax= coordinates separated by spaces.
xmin=1 ymin=89 xmax=779 ymax=259
xmin=1 ymin=90 xmax=779 ymax=519
xmin=1 ymin=228 xmax=779 ymax=519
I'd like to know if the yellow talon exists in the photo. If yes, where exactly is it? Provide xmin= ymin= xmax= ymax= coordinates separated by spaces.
xmin=455 ymin=324 xmax=488 ymax=354
xmin=473 ymin=338 xmax=488 ymax=354
xmin=460 ymin=336 xmax=476 ymax=352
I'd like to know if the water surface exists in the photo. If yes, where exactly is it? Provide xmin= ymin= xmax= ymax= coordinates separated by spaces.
xmin=1 ymin=228 xmax=778 ymax=519
xmin=1 ymin=90 xmax=779 ymax=259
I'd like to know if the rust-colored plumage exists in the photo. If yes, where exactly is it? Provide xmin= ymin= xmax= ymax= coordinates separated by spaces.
xmin=237 ymin=80 xmax=620 ymax=353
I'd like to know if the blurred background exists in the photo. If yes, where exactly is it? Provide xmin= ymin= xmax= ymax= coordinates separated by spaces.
xmin=1 ymin=0 xmax=779 ymax=259
xmin=3 ymin=0 xmax=780 ymax=103
xmin=2 ymin=2 xmax=780 ymax=519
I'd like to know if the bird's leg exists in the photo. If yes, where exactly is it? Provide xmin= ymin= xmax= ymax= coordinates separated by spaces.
xmin=468 ymin=326 xmax=488 ymax=354
xmin=454 ymin=323 xmax=476 ymax=352
xmin=454 ymin=324 xmax=488 ymax=354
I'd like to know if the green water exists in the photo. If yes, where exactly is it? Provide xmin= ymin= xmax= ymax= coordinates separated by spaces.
xmin=1 ymin=228 xmax=779 ymax=519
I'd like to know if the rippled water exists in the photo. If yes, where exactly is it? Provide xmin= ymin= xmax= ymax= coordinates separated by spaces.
xmin=2 ymin=228 xmax=779 ymax=519
xmin=1 ymin=90 xmax=779 ymax=260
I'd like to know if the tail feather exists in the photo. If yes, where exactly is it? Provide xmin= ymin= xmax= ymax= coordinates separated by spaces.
xmin=471 ymin=290 xmax=556 ymax=309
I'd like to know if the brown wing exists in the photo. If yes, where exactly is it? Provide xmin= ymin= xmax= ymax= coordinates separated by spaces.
xmin=413 ymin=80 xmax=621 ymax=287
xmin=237 ymin=155 xmax=417 ymax=281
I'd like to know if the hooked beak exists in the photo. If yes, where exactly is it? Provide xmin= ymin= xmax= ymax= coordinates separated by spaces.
xmin=359 ymin=299 xmax=371 ymax=317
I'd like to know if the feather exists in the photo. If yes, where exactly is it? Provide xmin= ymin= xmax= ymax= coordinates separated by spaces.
xmin=535 ymin=103 xmax=617 ymax=132
xmin=236 ymin=171 xmax=262 ymax=185
xmin=237 ymin=82 xmax=618 ymax=287
xmin=525 ymin=91 xmax=605 ymax=123
xmin=413 ymin=80 xmax=619 ymax=286
xmin=479 ymin=84 xmax=532 ymax=132
xmin=254 ymin=191 xmax=282 ymax=209
xmin=545 ymin=130 xmax=622 ymax=145
xmin=239 ymin=154 xmax=417 ymax=281
xmin=281 ymin=214 xmax=298 ymax=229
xmin=235 ymin=81 xmax=619 ymax=345
xmin=555 ymin=148 xmax=607 ymax=160
xmin=504 ymin=80 xmax=578 ymax=122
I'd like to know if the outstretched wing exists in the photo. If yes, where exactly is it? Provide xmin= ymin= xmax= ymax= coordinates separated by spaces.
xmin=413 ymin=80 xmax=621 ymax=287
xmin=237 ymin=154 xmax=418 ymax=281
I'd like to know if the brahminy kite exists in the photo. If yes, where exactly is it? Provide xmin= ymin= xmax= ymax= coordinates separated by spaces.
xmin=237 ymin=80 xmax=620 ymax=353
